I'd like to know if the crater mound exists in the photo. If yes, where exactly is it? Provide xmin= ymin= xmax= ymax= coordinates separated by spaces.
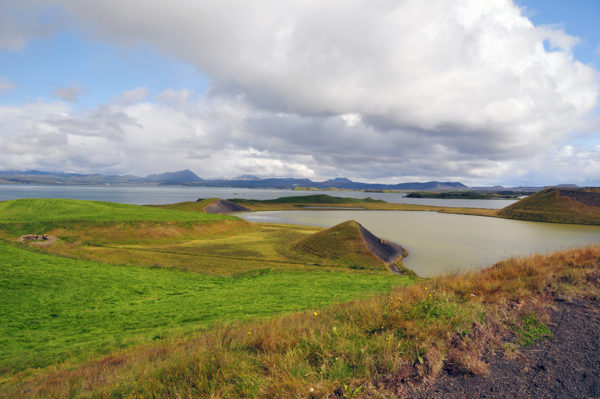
xmin=293 ymin=220 xmax=408 ymax=273
xmin=498 ymin=187 xmax=600 ymax=225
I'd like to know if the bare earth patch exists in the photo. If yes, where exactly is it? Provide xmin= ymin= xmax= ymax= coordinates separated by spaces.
xmin=404 ymin=297 xmax=600 ymax=398
xmin=17 ymin=234 xmax=58 ymax=246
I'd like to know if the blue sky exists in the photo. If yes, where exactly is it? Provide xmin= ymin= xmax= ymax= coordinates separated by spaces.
xmin=518 ymin=0 xmax=600 ymax=66
xmin=0 ymin=1 xmax=598 ymax=186
xmin=0 ymin=30 xmax=208 ymax=108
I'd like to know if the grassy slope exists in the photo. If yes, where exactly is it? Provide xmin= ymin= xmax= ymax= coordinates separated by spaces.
xmin=0 ymin=240 xmax=411 ymax=372
xmin=498 ymin=188 xmax=600 ymax=225
xmin=4 ymin=245 xmax=598 ymax=398
xmin=0 ymin=199 xmax=236 ymax=240
xmin=0 ymin=198 xmax=234 ymax=224
xmin=292 ymin=220 xmax=387 ymax=271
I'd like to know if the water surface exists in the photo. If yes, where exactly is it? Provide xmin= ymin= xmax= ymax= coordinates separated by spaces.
xmin=239 ymin=210 xmax=600 ymax=277
xmin=0 ymin=184 xmax=516 ymax=208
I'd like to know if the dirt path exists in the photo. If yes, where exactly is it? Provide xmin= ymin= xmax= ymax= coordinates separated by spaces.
xmin=403 ymin=297 xmax=600 ymax=398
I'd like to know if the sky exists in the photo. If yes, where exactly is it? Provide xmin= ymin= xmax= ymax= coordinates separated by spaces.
xmin=0 ymin=0 xmax=599 ymax=187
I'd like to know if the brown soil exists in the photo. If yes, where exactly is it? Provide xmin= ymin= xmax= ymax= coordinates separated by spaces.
xmin=203 ymin=199 xmax=250 ymax=214
xmin=554 ymin=187 xmax=600 ymax=208
xmin=402 ymin=297 xmax=600 ymax=399
xmin=17 ymin=234 xmax=58 ymax=246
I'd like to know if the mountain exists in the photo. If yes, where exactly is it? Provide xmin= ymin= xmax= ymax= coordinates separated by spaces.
xmin=0 ymin=169 xmax=469 ymax=191
xmin=145 ymin=170 xmax=203 ymax=184
xmin=0 ymin=170 xmax=144 ymax=185
xmin=497 ymin=187 xmax=600 ymax=225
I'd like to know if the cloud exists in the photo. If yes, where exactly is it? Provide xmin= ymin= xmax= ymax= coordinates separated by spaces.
xmin=115 ymin=86 xmax=149 ymax=106
xmin=53 ymin=84 xmax=88 ymax=102
xmin=0 ymin=76 xmax=15 ymax=93
xmin=0 ymin=1 xmax=599 ymax=185
xmin=0 ymin=1 xmax=67 ymax=50
xmin=54 ymin=2 xmax=598 ymax=152
xmin=0 ymin=88 xmax=598 ymax=186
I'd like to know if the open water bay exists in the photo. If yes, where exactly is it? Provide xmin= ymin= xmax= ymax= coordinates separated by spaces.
xmin=239 ymin=210 xmax=600 ymax=276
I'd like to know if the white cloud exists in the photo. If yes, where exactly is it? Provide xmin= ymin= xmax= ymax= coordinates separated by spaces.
xmin=0 ymin=1 xmax=67 ymax=50
xmin=54 ymin=1 xmax=598 ymax=154
xmin=0 ymin=0 xmax=599 ymax=185
xmin=53 ymin=84 xmax=88 ymax=102
xmin=115 ymin=86 xmax=149 ymax=106
xmin=1 ymin=88 xmax=598 ymax=186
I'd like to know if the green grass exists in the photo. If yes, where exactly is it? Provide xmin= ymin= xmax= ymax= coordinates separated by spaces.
xmin=233 ymin=194 xmax=384 ymax=204
xmin=512 ymin=314 xmax=553 ymax=346
xmin=293 ymin=220 xmax=388 ymax=270
xmin=0 ymin=240 xmax=412 ymax=372
xmin=0 ymin=198 xmax=234 ymax=224
xmin=498 ymin=187 xmax=600 ymax=225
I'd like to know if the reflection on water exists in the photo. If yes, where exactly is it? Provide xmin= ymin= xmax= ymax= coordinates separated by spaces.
xmin=238 ymin=210 xmax=600 ymax=277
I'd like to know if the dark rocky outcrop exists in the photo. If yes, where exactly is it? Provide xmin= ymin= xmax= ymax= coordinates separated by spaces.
xmin=203 ymin=199 xmax=250 ymax=214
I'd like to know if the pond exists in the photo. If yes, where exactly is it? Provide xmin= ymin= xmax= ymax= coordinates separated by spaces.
xmin=238 ymin=210 xmax=600 ymax=277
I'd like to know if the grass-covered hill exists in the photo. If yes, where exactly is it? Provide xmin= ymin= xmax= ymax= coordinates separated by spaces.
xmin=292 ymin=220 xmax=407 ymax=272
xmin=0 ymin=198 xmax=234 ymax=224
xmin=497 ymin=187 xmax=600 ymax=225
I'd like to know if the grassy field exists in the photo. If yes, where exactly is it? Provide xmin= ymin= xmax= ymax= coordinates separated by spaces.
xmin=0 ymin=198 xmax=234 ymax=224
xmin=0 ymin=238 xmax=413 ymax=373
xmin=0 ymin=198 xmax=415 ymax=379
xmin=3 ymin=245 xmax=598 ymax=398
xmin=3 ymin=197 xmax=599 ymax=397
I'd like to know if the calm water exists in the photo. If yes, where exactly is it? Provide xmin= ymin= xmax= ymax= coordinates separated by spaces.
xmin=0 ymin=184 xmax=516 ymax=208
xmin=238 ymin=210 xmax=600 ymax=277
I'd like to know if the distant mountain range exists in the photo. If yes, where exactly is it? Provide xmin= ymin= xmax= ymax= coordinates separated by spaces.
xmin=0 ymin=169 xmax=575 ymax=192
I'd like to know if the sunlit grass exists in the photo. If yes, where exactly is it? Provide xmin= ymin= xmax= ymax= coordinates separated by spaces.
xmin=4 ymin=245 xmax=598 ymax=398
xmin=0 ymin=240 xmax=411 ymax=372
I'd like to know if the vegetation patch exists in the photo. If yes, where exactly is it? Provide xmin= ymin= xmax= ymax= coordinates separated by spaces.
xmin=498 ymin=187 xmax=600 ymax=225
xmin=511 ymin=314 xmax=553 ymax=346
xmin=4 ymin=245 xmax=599 ymax=398
xmin=0 ymin=240 xmax=410 ymax=372
xmin=292 ymin=220 xmax=399 ymax=271
xmin=0 ymin=198 xmax=234 ymax=224
xmin=406 ymin=190 xmax=528 ymax=199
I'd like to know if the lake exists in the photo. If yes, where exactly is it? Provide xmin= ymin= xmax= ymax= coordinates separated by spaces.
xmin=238 ymin=210 xmax=600 ymax=277
xmin=0 ymin=184 xmax=516 ymax=208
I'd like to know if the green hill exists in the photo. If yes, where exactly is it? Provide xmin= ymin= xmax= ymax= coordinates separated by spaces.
xmin=292 ymin=220 xmax=407 ymax=272
xmin=0 ymin=198 xmax=234 ymax=224
xmin=497 ymin=187 xmax=600 ymax=225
